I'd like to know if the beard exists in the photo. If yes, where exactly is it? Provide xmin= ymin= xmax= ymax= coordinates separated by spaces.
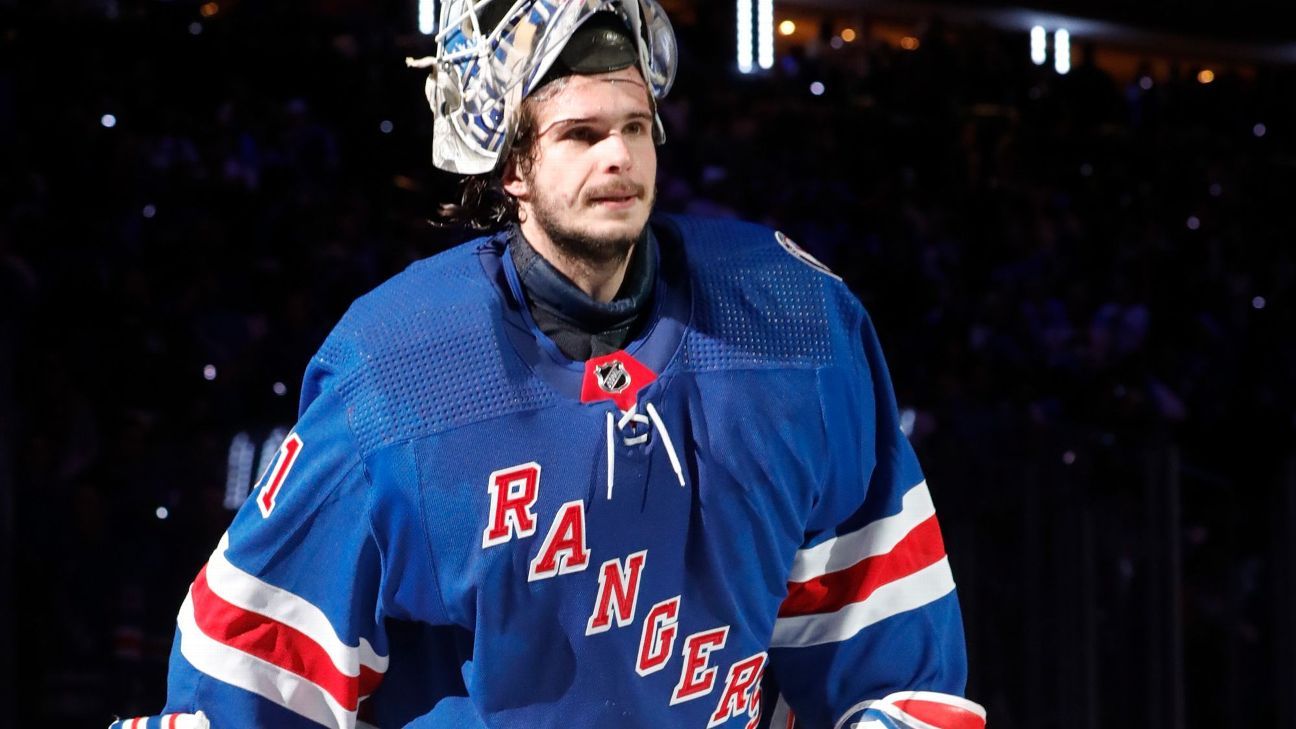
xmin=528 ymin=181 xmax=655 ymax=267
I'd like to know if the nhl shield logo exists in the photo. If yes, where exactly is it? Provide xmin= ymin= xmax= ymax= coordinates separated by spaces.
xmin=595 ymin=360 xmax=632 ymax=395
xmin=580 ymin=350 xmax=657 ymax=410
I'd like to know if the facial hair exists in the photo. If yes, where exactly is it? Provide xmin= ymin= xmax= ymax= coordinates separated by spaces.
xmin=528 ymin=181 xmax=655 ymax=267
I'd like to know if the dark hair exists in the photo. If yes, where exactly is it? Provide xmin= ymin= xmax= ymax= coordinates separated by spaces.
xmin=434 ymin=78 xmax=570 ymax=230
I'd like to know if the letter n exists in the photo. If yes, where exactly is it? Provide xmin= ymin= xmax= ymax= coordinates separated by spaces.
xmin=586 ymin=550 xmax=647 ymax=635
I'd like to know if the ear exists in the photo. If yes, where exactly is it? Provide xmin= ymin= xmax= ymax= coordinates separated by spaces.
xmin=501 ymin=156 xmax=530 ymax=200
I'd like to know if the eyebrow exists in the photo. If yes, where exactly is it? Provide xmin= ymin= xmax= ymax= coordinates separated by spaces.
xmin=541 ymin=111 xmax=654 ymax=136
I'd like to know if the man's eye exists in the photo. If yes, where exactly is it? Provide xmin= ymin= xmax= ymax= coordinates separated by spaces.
xmin=624 ymin=121 xmax=647 ymax=136
xmin=564 ymin=128 xmax=599 ymax=143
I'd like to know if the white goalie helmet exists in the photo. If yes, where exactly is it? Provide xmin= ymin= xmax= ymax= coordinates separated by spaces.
xmin=407 ymin=0 xmax=678 ymax=175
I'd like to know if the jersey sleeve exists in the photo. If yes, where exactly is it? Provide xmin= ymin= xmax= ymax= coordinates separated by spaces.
xmin=764 ymin=308 xmax=986 ymax=729
xmin=138 ymin=373 xmax=392 ymax=729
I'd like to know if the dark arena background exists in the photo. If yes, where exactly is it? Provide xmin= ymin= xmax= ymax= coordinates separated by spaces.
xmin=2 ymin=0 xmax=1295 ymax=726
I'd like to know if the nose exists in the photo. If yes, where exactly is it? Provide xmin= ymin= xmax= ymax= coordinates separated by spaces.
xmin=597 ymin=132 xmax=633 ymax=172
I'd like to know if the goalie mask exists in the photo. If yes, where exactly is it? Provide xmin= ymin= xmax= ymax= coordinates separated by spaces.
xmin=407 ymin=0 xmax=678 ymax=175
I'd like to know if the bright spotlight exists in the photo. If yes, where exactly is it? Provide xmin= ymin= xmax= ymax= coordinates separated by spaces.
xmin=1054 ymin=29 xmax=1070 ymax=75
xmin=419 ymin=0 xmax=436 ymax=35
xmin=757 ymin=0 xmax=774 ymax=70
xmin=1030 ymin=26 xmax=1047 ymax=66
xmin=736 ymin=0 xmax=753 ymax=73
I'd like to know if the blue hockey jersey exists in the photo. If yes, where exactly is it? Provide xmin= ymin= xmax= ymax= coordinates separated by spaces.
xmin=111 ymin=215 xmax=985 ymax=729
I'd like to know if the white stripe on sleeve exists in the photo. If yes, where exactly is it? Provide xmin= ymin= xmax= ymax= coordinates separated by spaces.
xmin=772 ymin=557 xmax=955 ymax=648
xmin=788 ymin=481 xmax=936 ymax=583
xmin=205 ymin=533 xmax=389 ymax=676
xmin=177 ymin=590 xmax=357 ymax=729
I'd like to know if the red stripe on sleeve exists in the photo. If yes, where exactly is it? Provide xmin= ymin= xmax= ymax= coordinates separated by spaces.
xmin=779 ymin=515 xmax=946 ymax=618
xmin=893 ymin=698 xmax=986 ymax=729
xmin=189 ymin=566 xmax=383 ymax=711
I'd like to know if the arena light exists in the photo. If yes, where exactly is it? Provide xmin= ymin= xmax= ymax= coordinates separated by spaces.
xmin=419 ymin=0 xmax=436 ymax=35
xmin=841 ymin=28 xmax=857 ymax=43
xmin=736 ymin=0 xmax=754 ymax=73
xmin=1054 ymin=29 xmax=1070 ymax=74
xmin=225 ymin=432 xmax=256 ymax=510
xmin=1030 ymin=26 xmax=1046 ymax=65
xmin=1197 ymin=69 xmax=1215 ymax=84
xmin=757 ymin=0 xmax=775 ymax=70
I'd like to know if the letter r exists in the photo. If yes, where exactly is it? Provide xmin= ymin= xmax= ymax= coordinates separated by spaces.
xmin=482 ymin=462 xmax=541 ymax=548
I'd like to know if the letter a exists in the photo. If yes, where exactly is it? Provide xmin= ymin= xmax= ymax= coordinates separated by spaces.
xmin=528 ymin=501 xmax=590 ymax=581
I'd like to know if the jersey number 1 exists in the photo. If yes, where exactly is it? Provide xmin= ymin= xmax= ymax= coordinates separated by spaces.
xmin=257 ymin=433 xmax=303 ymax=517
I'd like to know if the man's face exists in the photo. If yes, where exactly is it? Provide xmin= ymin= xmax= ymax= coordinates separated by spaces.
xmin=504 ymin=67 xmax=657 ymax=265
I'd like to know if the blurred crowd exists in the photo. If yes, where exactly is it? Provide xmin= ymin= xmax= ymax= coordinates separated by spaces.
xmin=2 ymin=3 xmax=1293 ymax=726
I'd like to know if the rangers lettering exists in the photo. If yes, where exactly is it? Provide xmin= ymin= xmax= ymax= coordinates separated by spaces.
xmin=636 ymin=596 xmax=681 ymax=676
xmin=257 ymin=432 xmax=303 ymax=518
xmin=527 ymin=500 xmax=591 ymax=581
xmin=586 ymin=550 xmax=647 ymax=635
xmin=482 ymin=462 xmax=541 ymax=548
xmin=707 ymin=652 xmax=767 ymax=728
xmin=670 ymin=626 xmax=730 ymax=705
xmin=744 ymin=680 xmax=763 ymax=729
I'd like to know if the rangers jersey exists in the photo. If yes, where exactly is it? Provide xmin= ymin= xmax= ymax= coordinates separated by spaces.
xmin=111 ymin=215 xmax=985 ymax=729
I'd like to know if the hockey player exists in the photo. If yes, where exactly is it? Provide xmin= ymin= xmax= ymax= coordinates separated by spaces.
xmin=111 ymin=1 xmax=985 ymax=728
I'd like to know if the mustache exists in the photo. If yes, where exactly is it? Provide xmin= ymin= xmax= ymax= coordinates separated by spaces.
xmin=584 ymin=182 xmax=646 ymax=202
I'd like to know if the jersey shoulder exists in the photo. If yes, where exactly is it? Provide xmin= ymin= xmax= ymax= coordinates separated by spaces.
xmin=656 ymin=214 xmax=864 ymax=372
xmin=306 ymin=234 xmax=555 ymax=454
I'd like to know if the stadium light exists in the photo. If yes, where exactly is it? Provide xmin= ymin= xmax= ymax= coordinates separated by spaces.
xmin=1030 ymin=26 xmax=1047 ymax=66
xmin=1054 ymin=29 xmax=1070 ymax=75
xmin=757 ymin=0 xmax=775 ymax=70
xmin=419 ymin=0 xmax=436 ymax=35
xmin=737 ymin=0 xmax=754 ymax=73
xmin=225 ymin=432 xmax=256 ymax=510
